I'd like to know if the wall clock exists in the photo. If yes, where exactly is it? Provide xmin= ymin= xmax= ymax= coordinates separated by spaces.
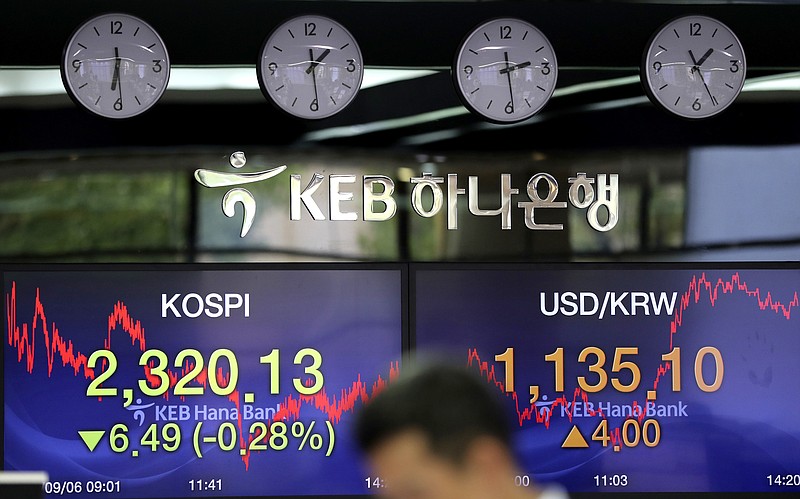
xmin=61 ymin=13 xmax=170 ymax=119
xmin=257 ymin=15 xmax=364 ymax=119
xmin=453 ymin=18 xmax=558 ymax=124
xmin=642 ymin=15 xmax=746 ymax=119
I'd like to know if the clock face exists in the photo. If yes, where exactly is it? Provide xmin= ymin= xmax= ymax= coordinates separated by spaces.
xmin=453 ymin=18 xmax=558 ymax=124
xmin=643 ymin=15 xmax=746 ymax=119
xmin=61 ymin=13 xmax=170 ymax=119
xmin=257 ymin=15 xmax=364 ymax=120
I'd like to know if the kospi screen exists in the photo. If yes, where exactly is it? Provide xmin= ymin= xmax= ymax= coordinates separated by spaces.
xmin=3 ymin=264 xmax=404 ymax=498
xmin=412 ymin=263 xmax=800 ymax=494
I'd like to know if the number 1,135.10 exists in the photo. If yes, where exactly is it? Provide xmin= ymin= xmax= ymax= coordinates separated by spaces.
xmin=495 ymin=346 xmax=723 ymax=401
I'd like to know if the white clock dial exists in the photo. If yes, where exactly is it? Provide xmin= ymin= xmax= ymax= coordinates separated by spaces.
xmin=643 ymin=15 xmax=746 ymax=119
xmin=258 ymin=15 xmax=364 ymax=120
xmin=61 ymin=13 xmax=170 ymax=119
xmin=453 ymin=18 xmax=558 ymax=124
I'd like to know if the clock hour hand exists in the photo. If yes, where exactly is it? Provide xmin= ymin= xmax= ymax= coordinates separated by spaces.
xmin=499 ymin=61 xmax=532 ymax=75
xmin=688 ymin=48 xmax=714 ymax=73
xmin=111 ymin=47 xmax=121 ymax=91
xmin=696 ymin=48 xmax=714 ymax=67
xmin=306 ymin=48 xmax=331 ymax=74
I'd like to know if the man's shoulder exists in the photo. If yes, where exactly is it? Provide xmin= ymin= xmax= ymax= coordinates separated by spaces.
xmin=537 ymin=484 xmax=571 ymax=499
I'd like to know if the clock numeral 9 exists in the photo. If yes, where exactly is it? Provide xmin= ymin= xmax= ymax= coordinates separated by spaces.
xmin=541 ymin=61 xmax=551 ymax=75
xmin=111 ymin=20 xmax=123 ymax=35
xmin=463 ymin=65 xmax=473 ymax=76
xmin=268 ymin=62 xmax=278 ymax=75
xmin=500 ymin=25 xmax=512 ymax=39
xmin=730 ymin=60 xmax=740 ymax=73
xmin=304 ymin=22 xmax=317 ymax=36
xmin=652 ymin=61 xmax=662 ymax=73
xmin=310 ymin=99 xmax=319 ymax=112
xmin=346 ymin=59 xmax=356 ymax=73
xmin=689 ymin=22 xmax=701 ymax=36
xmin=72 ymin=59 xmax=82 ymax=72
xmin=152 ymin=60 xmax=163 ymax=73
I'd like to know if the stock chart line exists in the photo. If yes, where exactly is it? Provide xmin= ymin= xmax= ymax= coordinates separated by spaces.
xmin=5 ymin=281 xmax=399 ymax=469
xmin=468 ymin=271 xmax=798 ymax=447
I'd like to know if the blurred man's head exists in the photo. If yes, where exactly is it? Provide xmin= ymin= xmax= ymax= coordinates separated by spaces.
xmin=355 ymin=361 xmax=534 ymax=499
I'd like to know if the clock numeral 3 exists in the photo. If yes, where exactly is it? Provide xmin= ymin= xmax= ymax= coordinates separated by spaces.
xmin=729 ymin=60 xmax=740 ymax=73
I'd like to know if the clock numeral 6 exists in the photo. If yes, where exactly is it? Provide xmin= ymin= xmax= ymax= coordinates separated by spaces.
xmin=692 ymin=98 xmax=702 ymax=111
xmin=114 ymin=97 xmax=123 ymax=111
xmin=730 ymin=60 xmax=740 ymax=73
xmin=505 ymin=101 xmax=514 ymax=115
xmin=310 ymin=99 xmax=319 ymax=112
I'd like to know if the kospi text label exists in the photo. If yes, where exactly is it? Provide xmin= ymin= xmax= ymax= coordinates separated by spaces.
xmin=162 ymin=293 xmax=250 ymax=318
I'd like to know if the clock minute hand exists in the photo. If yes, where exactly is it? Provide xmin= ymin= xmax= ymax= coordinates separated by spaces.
xmin=502 ymin=51 xmax=514 ymax=111
xmin=111 ymin=47 xmax=121 ymax=91
xmin=309 ymin=48 xmax=319 ymax=103
xmin=688 ymin=49 xmax=699 ymax=71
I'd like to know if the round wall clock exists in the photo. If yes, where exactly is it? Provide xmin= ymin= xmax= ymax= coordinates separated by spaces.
xmin=453 ymin=18 xmax=558 ymax=124
xmin=257 ymin=15 xmax=364 ymax=120
xmin=642 ymin=15 xmax=746 ymax=119
xmin=61 ymin=13 xmax=170 ymax=119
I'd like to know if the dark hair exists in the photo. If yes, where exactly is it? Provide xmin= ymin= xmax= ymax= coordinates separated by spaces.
xmin=354 ymin=361 xmax=512 ymax=463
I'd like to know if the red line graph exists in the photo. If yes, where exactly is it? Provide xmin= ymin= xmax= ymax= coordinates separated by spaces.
xmin=468 ymin=271 xmax=798 ymax=447
xmin=5 ymin=281 xmax=399 ymax=469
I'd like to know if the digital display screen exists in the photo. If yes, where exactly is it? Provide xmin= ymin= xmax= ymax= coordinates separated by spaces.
xmin=413 ymin=264 xmax=800 ymax=493
xmin=3 ymin=265 xmax=404 ymax=498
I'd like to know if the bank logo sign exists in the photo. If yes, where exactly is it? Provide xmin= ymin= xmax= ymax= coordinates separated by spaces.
xmin=195 ymin=152 xmax=619 ymax=237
